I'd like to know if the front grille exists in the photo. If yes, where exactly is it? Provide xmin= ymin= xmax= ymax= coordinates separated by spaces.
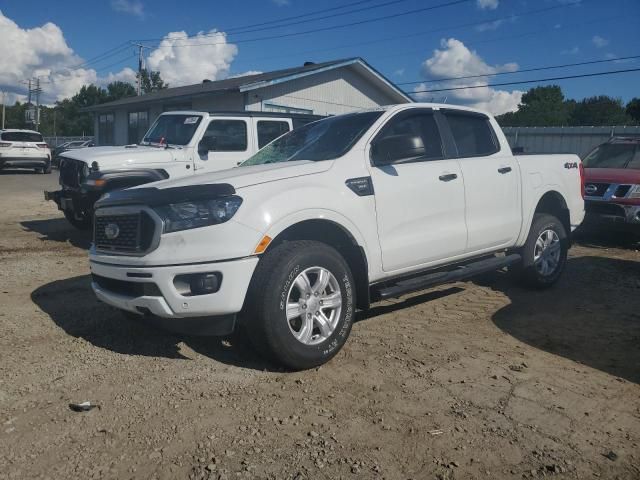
xmin=585 ymin=201 xmax=626 ymax=218
xmin=59 ymin=157 xmax=86 ymax=188
xmin=95 ymin=213 xmax=141 ymax=252
xmin=584 ymin=182 xmax=609 ymax=197
xmin=92 ymin=274 xmax=161 ymax=297
xmin=614 ymin=185 xmax=631 ymax=197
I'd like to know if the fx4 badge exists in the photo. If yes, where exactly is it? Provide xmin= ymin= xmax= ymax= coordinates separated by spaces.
xmin=564 ymin=162 xmax=578 ymax=169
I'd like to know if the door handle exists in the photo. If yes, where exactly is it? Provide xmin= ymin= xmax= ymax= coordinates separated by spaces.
xmin=498 ymin=166 xmax=512 ymax=174
xmin=439 ymin=173 xmax=458 ymax=182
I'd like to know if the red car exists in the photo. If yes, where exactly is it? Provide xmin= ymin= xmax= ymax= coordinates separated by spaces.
xmin=582 ymin=137 xmax=640 ymax=232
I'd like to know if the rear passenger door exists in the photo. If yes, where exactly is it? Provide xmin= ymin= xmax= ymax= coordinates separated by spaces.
xmin=441 ymin=110 xmax=521 ymax=252
xmin=369 ymin=109 xmax=467 ymax=272
xmin=196 ymin=118 xmax=252 ymax=172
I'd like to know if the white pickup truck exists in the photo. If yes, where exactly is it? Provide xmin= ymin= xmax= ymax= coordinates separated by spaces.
xmin=89 ymin=103 xmax=585 ymax=370
xmin=45 ymin=111 xmax=319 ymax=229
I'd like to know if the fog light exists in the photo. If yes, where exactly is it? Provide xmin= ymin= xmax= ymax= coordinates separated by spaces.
xmin=173 ymin=272 xmax=222 ymax=296
xmin=191 ymin=273 xmax=220 ymax=295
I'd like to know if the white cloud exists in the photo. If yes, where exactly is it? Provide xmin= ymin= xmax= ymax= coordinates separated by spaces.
xmin=475 ymin=19 xmax=505 ymax=32
xmin=394 ymin=68 xmax=405 ymax=76
xmin=229 ymin=70 xmax=263 ymax=79
xmin=111 ymin=0 xmax=145 ymax=18
xmin=592 ymin=35 xmax=609 ymax=48
xmin=561 ymin=46 xmax=580 ymax=55
xmin=415 ymin=38 xmax=522 ymax=115
xmin=477 ymin=0 xmax=498 ymax=10
xmin=146 ymin=30 xmax=238 ymax=86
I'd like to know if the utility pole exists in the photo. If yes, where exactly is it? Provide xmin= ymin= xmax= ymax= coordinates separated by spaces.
xmin=35 ymin=78 xmax=42 ymax=130
xmin=133 ymin=43 xmax=149 ymax=96
xmin=1 ymin=91 xmax=5 ymax=130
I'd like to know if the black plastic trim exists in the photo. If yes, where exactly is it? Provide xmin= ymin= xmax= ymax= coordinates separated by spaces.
xmin=95 ymin=183 xmax=236 ymax=208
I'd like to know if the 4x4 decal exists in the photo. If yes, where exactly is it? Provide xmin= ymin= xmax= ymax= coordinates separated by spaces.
xmin=564 ymin=162 xmax=578 ymax=169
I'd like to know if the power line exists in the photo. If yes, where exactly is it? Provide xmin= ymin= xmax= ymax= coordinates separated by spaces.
xmin=398 ymin=55 xmax=640 ymax=86
xmin=138 ymin=0 xmax=474 ymax=49
xmin=196 ymin=0 xmax=413 ymax=38
xmin=407 ymin=67 xmax=640 ymax=94
xmin=237 ymin=2 xmax=607 ymax=66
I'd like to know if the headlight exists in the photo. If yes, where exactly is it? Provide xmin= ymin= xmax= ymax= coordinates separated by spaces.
xmin=629 ymin=185 xmax=640 ymax=199
xmin=153 ymin=196 xmax=243 ymax=233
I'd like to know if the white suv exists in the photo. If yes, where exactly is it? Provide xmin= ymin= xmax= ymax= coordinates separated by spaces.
xmin=0 ymin=129 xmax=52 ymax=173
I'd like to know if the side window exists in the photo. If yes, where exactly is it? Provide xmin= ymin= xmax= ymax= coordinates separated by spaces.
xmin=372 ymin=112 xmax=444 ymax=165
xmin=444 ymin=112 xmax=499 ymax=157
xmin=203 ymin=120 xmax=248 ymax=152
xmin=257 ymin=121 xmax=290 ymax=149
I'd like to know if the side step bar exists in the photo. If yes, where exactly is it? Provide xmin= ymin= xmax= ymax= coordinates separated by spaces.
xmin=374 ymin=253 xmax=521 ymax=300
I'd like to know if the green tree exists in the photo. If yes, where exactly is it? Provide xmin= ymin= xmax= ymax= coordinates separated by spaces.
xmin=626 ymin=97 xmax=640 ymax=123
xmin=106 ymin=81 xmax=136 ymax=102
xmin=568 ymin=96 xmax=631 ymax=126
xmin=497 ymin=85 xmax=571 ymax=127
xmin=137 ymin=68 xmax=168 ymax=94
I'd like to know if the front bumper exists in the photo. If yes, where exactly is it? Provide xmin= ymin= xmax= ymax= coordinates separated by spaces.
xmin=584 ymin=201 xmax=640 ymax=226
xmin=89 ymin=256 xmax=259 ymax=335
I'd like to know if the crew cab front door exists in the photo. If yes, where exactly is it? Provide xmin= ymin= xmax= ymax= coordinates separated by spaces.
xmin=196 ymin=118 xmax=252 ymax=172
xmin=440 ymin=110 xmax=521 ymax=252
xmin=369 ymin=109 xmax=467 ymax=272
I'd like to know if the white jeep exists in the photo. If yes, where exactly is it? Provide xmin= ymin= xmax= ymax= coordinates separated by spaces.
xmin=45 ymin=111 xmax=319 ymax=229
xmin=88 ymin=104 xmax=585 ymax=370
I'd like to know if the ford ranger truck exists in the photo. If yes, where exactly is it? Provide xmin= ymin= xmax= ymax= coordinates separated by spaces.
xmin=44 ymin=111 xmax=320 ymax=229
xmin=89 ymin=104 xmax=585 ymax=370
xmin=581 ymin=137 xmax=640 ymax=233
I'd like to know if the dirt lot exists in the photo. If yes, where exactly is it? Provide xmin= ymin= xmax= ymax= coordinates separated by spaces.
xmin=0 ymin=169 xmax=639 ymax=480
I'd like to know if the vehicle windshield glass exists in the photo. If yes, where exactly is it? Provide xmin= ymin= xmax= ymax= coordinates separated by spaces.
xmin=1 ymin=131 xmax=43 ymax=142
xmin=583 ymin=143 xmax=640 ymax=169
xmin=241 ymin=111 xmax=384 ymax=166
xmin=142 ymin=114 xmax=202 ymax=146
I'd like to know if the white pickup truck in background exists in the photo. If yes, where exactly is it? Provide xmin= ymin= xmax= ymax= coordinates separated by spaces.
xmin=45 ymin=111 xmax=320 ymax=228
xmin=89 ymin=103 xmax=585 ymax=370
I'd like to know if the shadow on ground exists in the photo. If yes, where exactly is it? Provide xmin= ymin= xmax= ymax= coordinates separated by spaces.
xmin=21 ymin=217 xmax=91 ymax=249
xmin=490 ymin=255 xmax=640 ymax=384
xmin=0 ymin=168 xmax=41 ymax=175
xmin=31 ymin=274 xmax=283 ymax=371
xmin=574 ymin=227 xmax=640 ymax=251
xmin=31 ymin=254 xmax=639 ymax=380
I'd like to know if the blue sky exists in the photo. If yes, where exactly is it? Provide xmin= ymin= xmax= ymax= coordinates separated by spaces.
xmin=0 ymin=0 xmax=638 ymax=113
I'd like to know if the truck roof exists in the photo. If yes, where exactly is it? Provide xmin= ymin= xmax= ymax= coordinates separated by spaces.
xmin=160 ymin=110 xmax=324 ymax=120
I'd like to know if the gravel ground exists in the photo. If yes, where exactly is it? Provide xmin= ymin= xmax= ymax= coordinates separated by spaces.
xmin=0 ymin=168 xmax=639 ymax=480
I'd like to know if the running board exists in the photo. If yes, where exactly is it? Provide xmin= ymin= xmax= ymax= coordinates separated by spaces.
xmin=373 ymin=254 xmax=521 ymax=300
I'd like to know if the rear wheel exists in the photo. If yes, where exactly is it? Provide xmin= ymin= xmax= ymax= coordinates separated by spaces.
xmin=514 ymin=213 xmax=568 ymax=288
xmin=63 ymin=209 xmax=92 ymax=230
xmin=244 ymin=240 xmax=356 ymax=370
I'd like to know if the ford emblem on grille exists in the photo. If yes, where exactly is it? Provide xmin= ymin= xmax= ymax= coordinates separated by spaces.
xmin=104 ymin=223 xmax=120 ymax=240
xmin=584 ymin=184 xmax=598 ymax=195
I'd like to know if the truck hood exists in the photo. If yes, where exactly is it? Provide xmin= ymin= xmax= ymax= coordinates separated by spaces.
xmin=61 ymin=145 xmax=175 ymax=168
xmin=585 ymin=167 xmax=640 ymax=184
xmin=146 ymin=160 xmax=332 ymax=191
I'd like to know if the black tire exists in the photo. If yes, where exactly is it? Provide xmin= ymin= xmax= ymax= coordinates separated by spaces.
xmin=43 ymin=161 xmax=52 ymax=174
xmin=63 ymin=209 xmax=92 ymax=230
xmin=514 ymin=213 xmax=568 ymax=289
xmin=244 ymin=240 xmax=356 ymax=370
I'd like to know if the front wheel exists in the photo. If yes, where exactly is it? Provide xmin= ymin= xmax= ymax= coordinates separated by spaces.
xmin=514 ymin=213 xmax=568 ymax=288
xmin=244 ymin=240 xmax=356 ymax=370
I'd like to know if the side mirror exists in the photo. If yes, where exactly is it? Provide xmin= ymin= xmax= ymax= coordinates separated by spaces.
xmin=198 ymin=136 xmax=216 ymax=156
xmin=372 ymin=134 xmax=425 ymax=166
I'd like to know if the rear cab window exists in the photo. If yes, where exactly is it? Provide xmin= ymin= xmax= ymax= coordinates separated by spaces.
xmin=443 ymin=111 xmax=499 ymax=157
xmin=1 ymin=132 xmax=44 ymax=142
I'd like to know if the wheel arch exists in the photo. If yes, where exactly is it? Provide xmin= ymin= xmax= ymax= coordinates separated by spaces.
xmin=264 ymin=218 xmax=370 ymax=310
xmin=528 ymin=190 xmax=571 ymax=244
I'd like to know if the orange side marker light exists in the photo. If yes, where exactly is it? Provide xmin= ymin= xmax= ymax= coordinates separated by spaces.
xmin=254 ymin=235 xmax=272 ymax=254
